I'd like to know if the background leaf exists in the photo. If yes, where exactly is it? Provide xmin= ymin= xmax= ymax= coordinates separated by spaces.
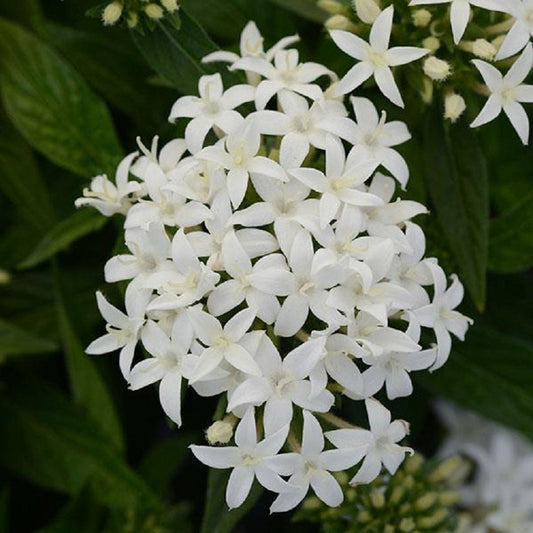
xmin=0 ymin=17 xmax=122 ymax=178
xmin=422 ymin=107 xmax=489 ymax=310
xmin=0 ymin=318 xmax=58 ymax=361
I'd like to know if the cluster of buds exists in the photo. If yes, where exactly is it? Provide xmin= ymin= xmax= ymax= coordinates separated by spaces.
xmin=77 ymin=21 xmax=471 ymax=512
xmin=318 ymin=0 xmax=533 ymax=144
xmin=94 ymin=0 xmax=180 ymax=30
xmin=295 ymin=453 xmax=463 ymax=532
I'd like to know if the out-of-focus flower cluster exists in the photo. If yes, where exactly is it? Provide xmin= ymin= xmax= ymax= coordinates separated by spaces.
xmin=437 ymin=402 xmax=533 ymax=533
xmin=76 ymin=21 xmax=471 ymax=512
xmin=319 ymin=0 xmax=533 ymax=144
xmin=295 ymin=453 xmax=463 ymax=532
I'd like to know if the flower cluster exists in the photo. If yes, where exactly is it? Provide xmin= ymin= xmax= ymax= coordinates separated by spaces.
xmin=295 ymin=453 xmax=463 ymax=532
xmin=437 ymin=402 xmax=533 ymax=533
xmin=76 ymin=22 xmax=471 ymax=512
xmin=320 ymin=0 xmax=533 ymax=144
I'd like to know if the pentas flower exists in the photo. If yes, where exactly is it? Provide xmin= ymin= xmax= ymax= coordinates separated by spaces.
xmin=494 ymin=0 xmax=533 ymax=60
xmin=78 ymin=19 xmax=471 ymax=514
xmin=408 ymin=0 xmax=506 ymax=44
xmin=329 ymin=6 xmax=428 ymax=107
xmin=471 ymin=44 xmax=533 ymax=145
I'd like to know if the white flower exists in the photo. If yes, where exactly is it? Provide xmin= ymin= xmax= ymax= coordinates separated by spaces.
xmin=326 ymin=398 xmax=412 ymax=484
xmin=190 ymin=408 xmax=291 ymax=509
xmin=187 ymin=306 xmax=260 ymax=381
xmin=330 ymin=6 xmax=428 ymax=107
xmin=360 ymin=318 xmax=436 ymax=399
xmin=85 ymin=286 xmax=151 ymax=378
xmin=471 ymin=44 xmax=533 ymax=145
xmin=408 ymin=0 xmax=505 ymax=44
xmin=198 ymin=120 xmax=288 ymax=208
xmin=75 ymin=152 xmax=142 ymax=216
xmin=129 ymin=315 xmax=197 ymax=425
xmin=290 ymin=134 xmax=381 ymax=228
xmin=207 ymin=231 xmax=295 ymax=323
xmin=227 ymin=335 xmax=333 ymax=434
xmin=230 ymin=49 xmax=336 ymax=109
xmin=347 ymin=97 xmax=411 ymax=187
xmin=412 ymin=260 xmax=472 ymax=369
xmin=268 ymin=411 xmax=358 ymax=512
xmin=168 ymin=73 xmax=254 ymax=153
xmin=494 ymin=0 xmax=533 ymax=60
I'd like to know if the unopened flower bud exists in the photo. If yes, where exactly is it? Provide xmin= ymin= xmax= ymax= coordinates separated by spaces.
xmin=0 ymin=269 xmax=11 ymax=284
xmin=318 ymin=0 xmax=345 ymax=14
xmin=102 ymin=1 xmax=123 ymax=26
xmin=423 ymin=56 xmax=451 ymax=81
xmin=399 ymin=518 xmax=416 ymax=532
xmin=428 ymin=456 xmax=465 ymax=483
xmin=444 ymin=92 xmax=466 ymax=122
xmin=417 ymin=508 xmax=447 ymax=528
xmin=422 ymin=36 xmax=440 ymax=52
xmin=206 ymin=420 xmax=233 ymax=444
xmin=370 ymin=489 xmax=385 ymax=508
xmin=412 ymin=9 xmax=432 ymax=28
xmin=144 ymin=3 xmax=164 ymax=20
xmin=127 ymin=12 xmax=138 ymax=28
xmin=472 ymin=38 xmax=496 ymax=60
xmin=325 ymin=14 xmax=357 ymax=32
xmin=415 ymin=492 xmax=437 ymax=511
xmin=353 ymin=0 xmax=381 ymax=24
xmin=161 ymin=0 xmax=180 ymax=13
xmin=491 ymin=34 xmax=506 ymax=52
xmin=421 ymin=77 xmax=433 ymax=104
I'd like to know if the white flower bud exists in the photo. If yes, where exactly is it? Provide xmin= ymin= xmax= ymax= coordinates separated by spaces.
xmin=412 ymin=9 xmax=431 ymax=28
xmin=472 ymin=38 xmax=496 ymax=60
xmin=160 ymin=0 xmax=179 ymax=13
xmin=0 ymin=269 xmax=11 ymax=284
xmin=422 ymin=36 xmax=440 ymax=53
xmin=421 ymin=77 xmax=433 ymax=104
xmin=423 ymin=56 xmax=451 ymax=81
xmin=206 ymin=420 xmax=234 ymax=444
xmin=325 ymin=14 xmax=357 ymax=32
xmin=317 ymin=0 xmax=345 ymax=14
xmin=102 ymin=1 xmax=123 ymax=26
xmin=144 ymin=3 xmax=164 ymax=20
xmin=353 ymin=0 xmax=381 ymax=24
xmin=444 ymin=93 xmax=466 ymax=122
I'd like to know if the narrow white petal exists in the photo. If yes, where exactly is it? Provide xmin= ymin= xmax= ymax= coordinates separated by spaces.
xmin=159 ymin=372 xmax=182 ymax=425
xmin=190 ymin=445 xmax=240 ymax=468
xmin=310 ymin=471 xmax=343 ymax=507
xmin=450 ymin=0 xmax=470 ymax=44
xmin=470 ymin=95 xmax=502 ymax=128
xmin=301 ymin=410 xmax=325 ymax=456
xmin=329 ymin=30 xmax=368 ymax=60
xmin=369 ymin=6 xmax=393 ymax=52
xmin=374 ymin=66 xmax=404 ymax=108
xmin=336 ymin=62 xmax=374 ymax=95
xmin=234 ymin=407 xmax=257 ymax=448
xmin=504 ymin=100 xmax=530 ymax=144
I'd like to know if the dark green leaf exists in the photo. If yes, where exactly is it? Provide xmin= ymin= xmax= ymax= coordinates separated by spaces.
xmin=139 ymin=434 xmax=195 ymax=496
xmin=488 ymin=190 xmax=533 ymax=273
xmin=36 ymin=486 xmax=103 ymax=533
xmin=267 ymin=0 xmax=328 ymax=23
xmin=131 ymin=10 xmax=239 ymax=95
xmin=54 ymin=262 xmax=124 ymax=452
xmin=422 ymin=107 xmax=489 ymax=310
xmin=0 ymin=317 xmax=58 ymax=360
xmin=0 ymin=376 xmax=158 ymax=508
xmin=0 ymin=119 xmax=55 ymax=232
xmin=20 ymin=209 xmax=107 ymax=269
xmin=0 ymin=487 xmax=9 ymax=533
xmin=201 ymin=469 xmax=263 ymax=533
xmin=0 ymin=18 xmax=122 ymax=178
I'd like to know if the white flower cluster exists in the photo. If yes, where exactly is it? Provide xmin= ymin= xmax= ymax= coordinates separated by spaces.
xmin=437 ymin=402 xmax=533 ymax=533
xmin=328 ymin=2 xmax=533 ymax=144
xmin=76 ymin=21 xmax=471 ymax=512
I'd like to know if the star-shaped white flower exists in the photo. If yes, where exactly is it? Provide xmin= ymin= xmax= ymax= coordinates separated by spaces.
xmin=409 ymin=0 xmax=506 ymax=44
xmin=471 ymin=44 xmax=533 ymax=145
xmin=326 ymin=398 xmax=412 ymax=484
xmin=190 ymin=407 xmax=291 ymax=509
xmin=493 ymin=0 xmax=533 ymax=60
xmin=330 ymin=6 xmax=428 ymax=107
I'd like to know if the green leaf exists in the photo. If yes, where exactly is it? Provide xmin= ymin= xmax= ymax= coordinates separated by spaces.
xmin=417 ymin=273 xmax=533 ymax=442
xmin=488 ymin=189 xmax=533 ymax=273
xmin=0 ymin=119 xmax=55 ymax=232
xmin=20 ymin=209 xmax=107 ymax=269
xmin=267 ymin=0 xmax=328 ymax=23
xmin=0 ymin=18 xmax=122 ymax=178
xmin=45 ymin=23 xmax=172 ymax=128
xmin=54 ymin=262 xmax=125 ymax=452
xmin=422 ymin=107 xmax=489 ymax=311
xmin=131 ymin=10 xmax=239 ymax=95
xmin=139 ymin=434 xmax=195 ymax=496
xmin=200 ymin=469 xmax=263 ymax=533
xmin=0 ymin=487 xmax=9 ymax=533
xmin=36 ymin=486 xmax=103 ymax=533
xmin=0 ymin=317 xmax=58 ymax=361
xmin=0 ymin=376 xmax=158 ymax=508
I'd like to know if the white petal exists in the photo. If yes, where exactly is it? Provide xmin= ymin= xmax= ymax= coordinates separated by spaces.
xmin=374 ymin=66 xmax=404 ymax=108
xmin=190 ymin=445 xmax=239 ymax=468
xmin=224 ymin=343 xmax=262 ymax=376
xmin=495 ymin=20 xmax=531 ymax=60
xmin=226 ymin=466 xmax=254 ymax=509
xmin=159 ymin=372 xmax=182 ymax=425
xmin=385 ymin=369 xmax=413 ymax=399
xmin=450 ymin=0 xmax=470 ymax=44
xmin=336 ymin=62 xmax=374 ymax=95
xmin=274 ymin=294 xmax=309 ymax=337
xmin=350 ymin=452 xmax=381 ymax=484
xmin=472 ymin=59 xmax=502 ymax=92
xmin=222 ymin=230 xmax=252 ymax=278
xmin=129 ymin=358 xmax=166 ymax=390
xmin=310 ymin=471 xmax=343 ymax=506
xmin=234 ymin=407 xmax=257 ymax=447
xmin=369 ymin=6 xmax=393 ymax=52
xmin=329 ymin=30 xmax=368 ymax=60
xmin=470 ymin=95 xmax=502 ymax=128
xmin=284 ymin=338 xmax=325 ymax=379
xmin=301 ymin=410 xmax=324 ymax=456
xmin=503 ymin=100 xmax=530 ymax=145
xmin=366 ymin=398 xmax=391 ymax=435
xmin=505 ymin=44 xmax=533 ymax=86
